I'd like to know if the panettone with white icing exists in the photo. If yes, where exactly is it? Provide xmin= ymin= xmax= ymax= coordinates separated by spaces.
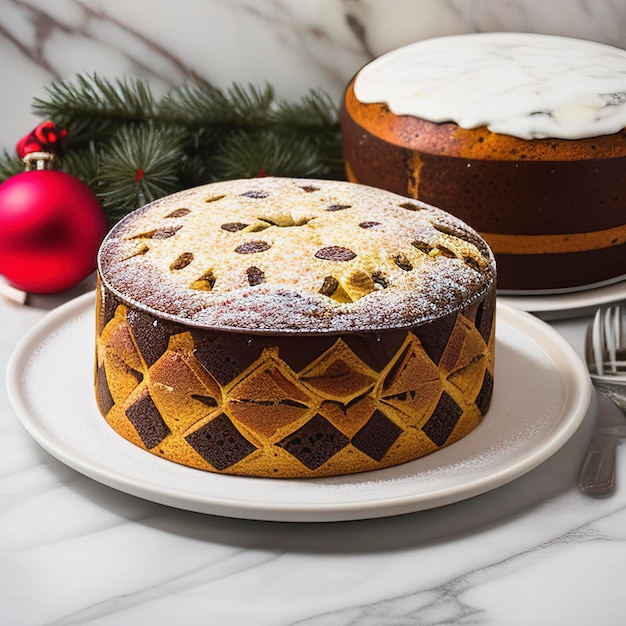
xmin=95 ymin=177 xmax=496 ymax=478
xmin=342 ymin=33 xmax=626 ymax=293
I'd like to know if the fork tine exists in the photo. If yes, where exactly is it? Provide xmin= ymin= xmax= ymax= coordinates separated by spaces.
xmin=587 ymin=305 xmax=626 ymax=378
xmin=592 ymin=307 xmax=604 ymax=376
xmin=617 ymin=304 xmax=624 ymax=353
xmin=617 ymin=305 xmax=625 ymax=372
xmin=606 ymin=307 xmax=617 ymax=374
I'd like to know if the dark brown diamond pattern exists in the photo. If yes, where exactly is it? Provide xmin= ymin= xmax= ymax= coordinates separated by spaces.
xmin=351 ymin=410 xmax=402 ymax=461
xmin=422 ymin=391 xmax=463 ymax=446
xmin=475 ymin=370 xmax=494 ymax=416
xmin=95 ymin=364 xmax=115 ymax=416
xmin=125 ymin=389 xmax=171 ymax=449
xmin=96 ymin=282 xmax=495 ymax=476
xmin=185 ymin=413 xmax=258 ymax=470
xmin=277 ymin=413 xmax=350 ymax=470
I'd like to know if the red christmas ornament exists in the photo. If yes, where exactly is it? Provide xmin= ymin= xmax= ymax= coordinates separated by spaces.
xmin=0 ymin=122 xmax=108 ymax=294
xmin=15 ymin=120 xmax=67 ymax=159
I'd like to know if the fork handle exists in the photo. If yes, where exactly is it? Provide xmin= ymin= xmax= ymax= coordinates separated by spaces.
xmin=579 ymin=433 xmax=618 ymax=496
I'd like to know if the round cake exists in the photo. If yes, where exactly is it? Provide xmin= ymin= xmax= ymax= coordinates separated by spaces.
xmin=95 ymin=177 xmax=496 ymax=478
xmin=341 ymin=32 xmax=626 ymax=293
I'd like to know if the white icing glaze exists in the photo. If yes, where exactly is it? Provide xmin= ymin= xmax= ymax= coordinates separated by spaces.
xmin=354 ymin=33 xmax=626 ymax=140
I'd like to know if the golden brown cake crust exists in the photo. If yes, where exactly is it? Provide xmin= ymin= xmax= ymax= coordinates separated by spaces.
xmin=344 ymin=77 xmax=626 ymax=161
xmin=98 ymin=177 xmax=495 ymax=333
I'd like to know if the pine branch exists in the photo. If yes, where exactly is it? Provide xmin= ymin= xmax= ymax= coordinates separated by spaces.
xmin=96 ymin=124 xmax=188 ymax=222
xmin=32 ymin=73 xmax=158 ymax=144
xmin=159 ymin=81 xmax=278 ymax=131
xmin=226 ymin=82 xmax=276 ymax=123
xmin=273 ymin=89 xmax=339 ymax=128
xmin=17 ymin=73 xmax=346 ymax=224
xmin=57 ymin=143 xmax=100 ymax=186
xmin=158 ymin=80 xmax=236 ymax=130
xmin=0 ymin=150 xmax=23 ymax=182
xmin=211 ymin=130 xmax=330 ymax=180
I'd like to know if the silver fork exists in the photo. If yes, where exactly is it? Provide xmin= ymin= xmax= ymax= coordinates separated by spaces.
xmin=579 ymin=304 xmax=626 ymax=496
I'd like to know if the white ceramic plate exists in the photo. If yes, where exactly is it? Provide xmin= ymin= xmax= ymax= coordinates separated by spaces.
xmin=7 ymin=293 xmax=591 ymax=522
xmin=499 ymin=279 xmax=626 ymax=320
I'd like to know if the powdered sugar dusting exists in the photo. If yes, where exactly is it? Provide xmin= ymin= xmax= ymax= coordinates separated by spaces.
xmin=98 ymin=177 xmax=495 ymax=333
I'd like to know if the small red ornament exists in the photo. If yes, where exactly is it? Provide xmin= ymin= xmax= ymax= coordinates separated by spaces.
xmin=15 ymin=121 xmax=67 ymax=159
xmin=0 ymin=122 xmax=108 ymax=294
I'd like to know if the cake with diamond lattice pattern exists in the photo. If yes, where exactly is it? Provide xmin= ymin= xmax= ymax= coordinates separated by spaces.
xmin=95 ymin=177 xmax=496 ymax=478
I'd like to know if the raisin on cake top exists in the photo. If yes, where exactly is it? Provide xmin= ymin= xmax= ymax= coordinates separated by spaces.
xmin=97 ymin=177 xmax=495 ymax=333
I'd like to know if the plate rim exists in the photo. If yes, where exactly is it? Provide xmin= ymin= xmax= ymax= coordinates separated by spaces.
xmin=6 ymin=292 xmax=592 ymax=522
xmin=499 ymin=277 xmax=626 ymax=314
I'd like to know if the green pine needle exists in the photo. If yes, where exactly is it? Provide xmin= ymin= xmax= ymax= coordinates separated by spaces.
xmin=211 ymin=130 xmax=330 ymax=180
xmin=273 ymin=89 xmax=339 ymax=128
xmin=96 ymin=125 xmax=188 ymax=221
xmin=159 ymin=80 xmax=236 ymax=129
xmin=159 ymin=81 xmax=277 ymax=130
xmin=33 ymin=73 xmax=157 ymax=144
xmin=0 ymin=150 xmax=24 ymax=182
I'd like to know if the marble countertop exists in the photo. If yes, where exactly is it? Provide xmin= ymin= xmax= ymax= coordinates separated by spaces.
xmin=2 ymin=2 xmax=626 ymax=623
xmin=2 ymin=278 xmax=626 ymax=626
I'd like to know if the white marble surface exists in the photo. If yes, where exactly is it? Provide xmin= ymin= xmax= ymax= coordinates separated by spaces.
xmin=2 ymin=280 xmax=626 ymax=625
xmin=2 ymin=0 xmax=626 ymax=148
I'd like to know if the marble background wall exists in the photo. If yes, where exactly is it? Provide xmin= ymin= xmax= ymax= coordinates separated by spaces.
xmin=1 ymin=0 xmax=625 ymax=149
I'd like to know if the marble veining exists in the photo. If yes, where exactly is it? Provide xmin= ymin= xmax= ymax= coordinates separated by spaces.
xmin=354 ymin=32 xmax=626 ymax=140
xmin=2 ymin=1 xmax=626 ymax=147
